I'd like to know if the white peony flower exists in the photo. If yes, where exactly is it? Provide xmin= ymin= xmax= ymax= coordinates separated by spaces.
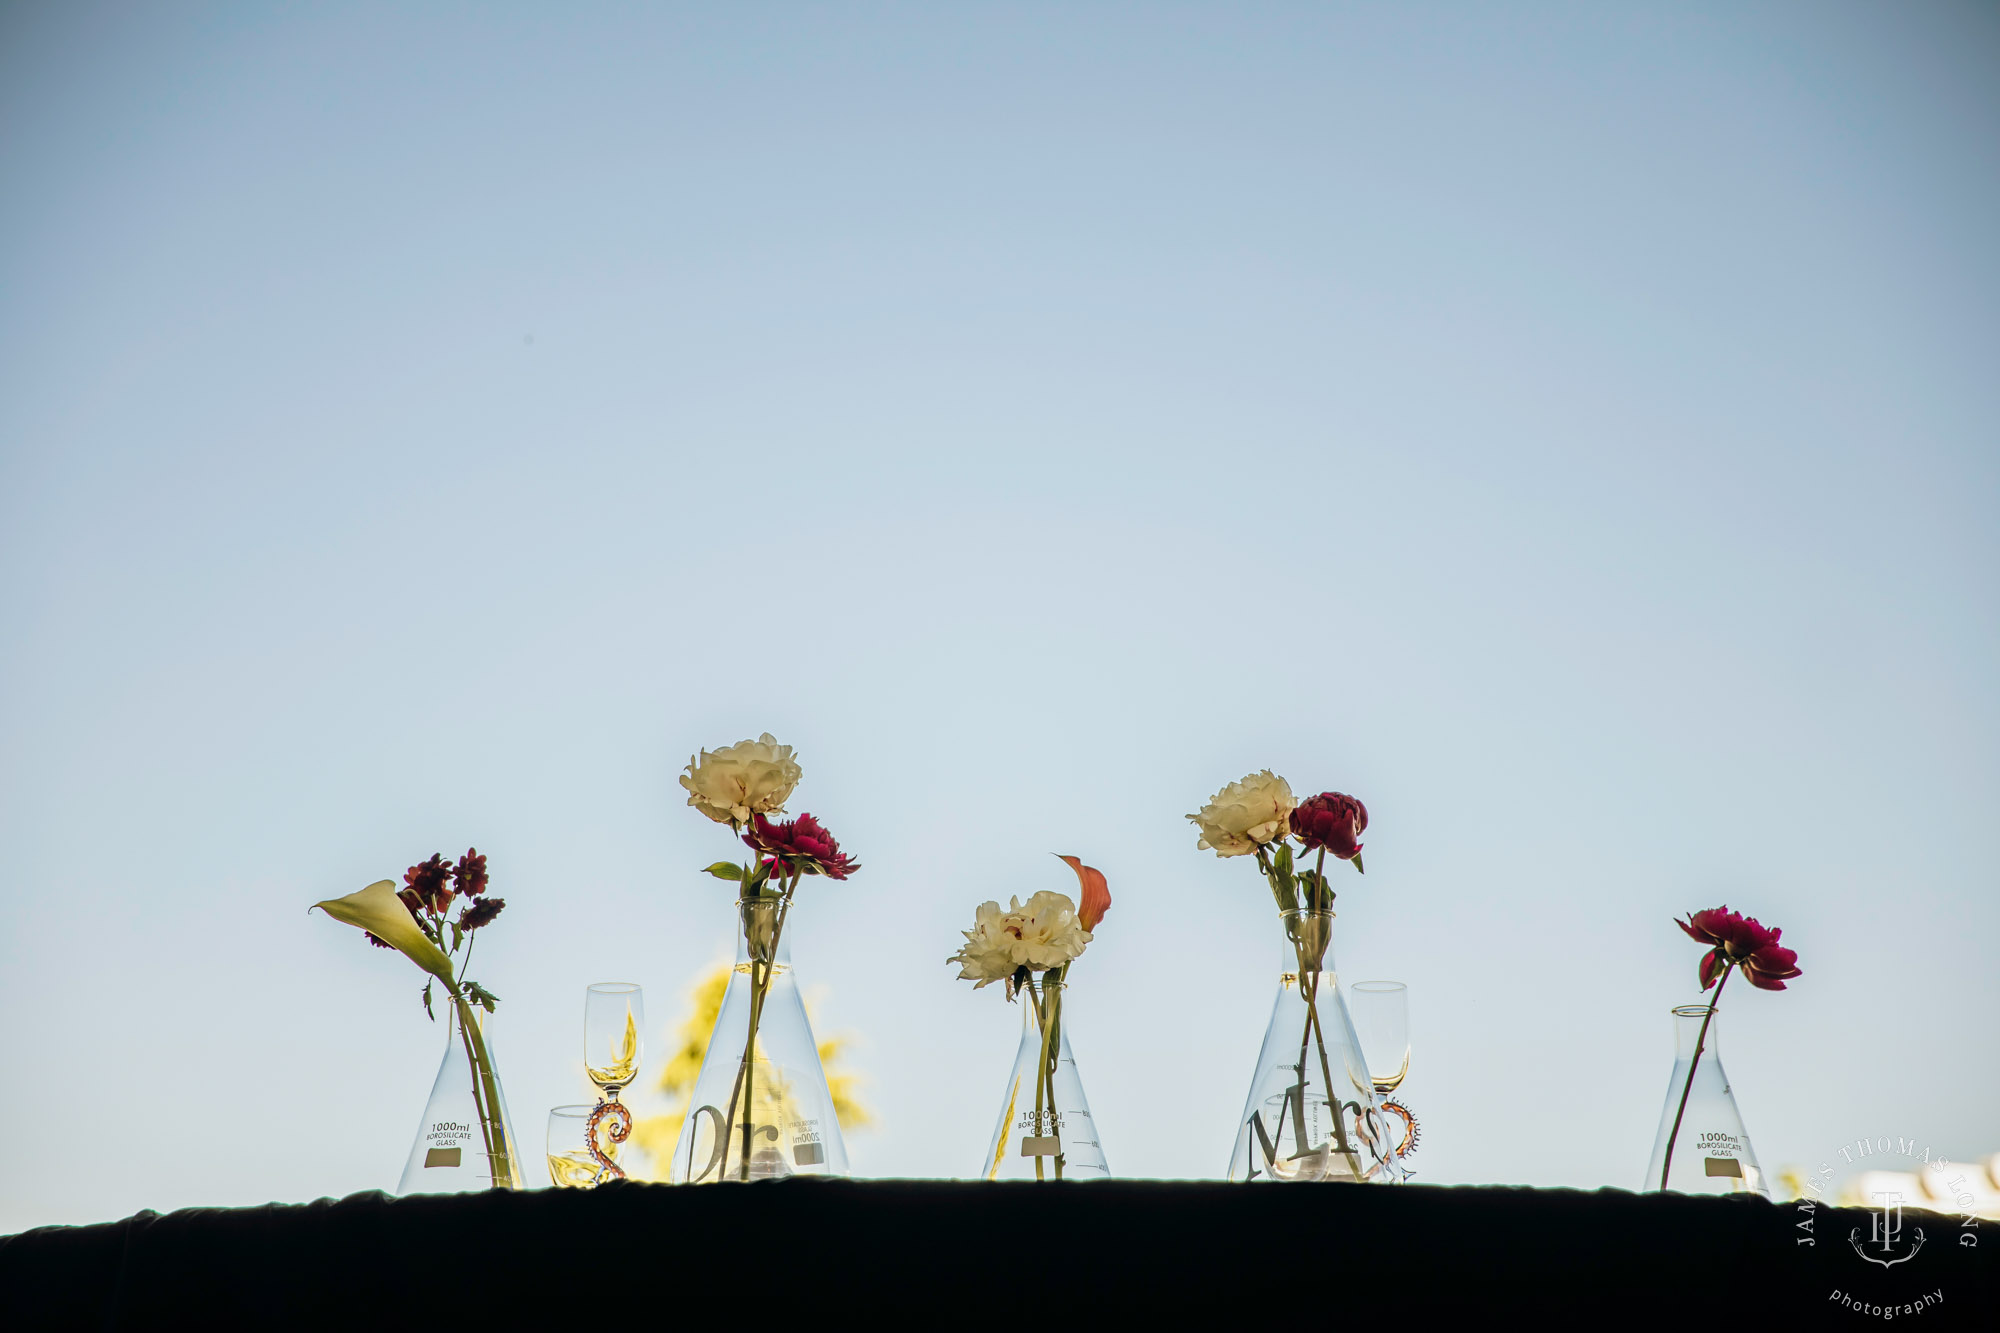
xmin=947 ymin=891 xmax=1093 ymax=988
xmin=680 ymin=733 xmax=802 ymax=825
xmin=1187 ymin=769 xmax=1295 ymax=858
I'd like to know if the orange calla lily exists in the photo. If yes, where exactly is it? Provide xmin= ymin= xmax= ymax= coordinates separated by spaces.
xmin=1056 ymin=854 xmax=1111 ymax=931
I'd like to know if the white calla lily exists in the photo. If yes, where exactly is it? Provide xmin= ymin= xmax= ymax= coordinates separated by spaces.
xmin=313 ymin=879 xmax=455 ymax=982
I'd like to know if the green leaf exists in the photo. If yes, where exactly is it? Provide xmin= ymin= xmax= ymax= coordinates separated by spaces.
xmin=422 ymin=980 xmax=434 ymax=1021
xmin=463 ymin=980 xmax=502 ymax=1012
xmin=450 ymin=921 xmax=463 ymax=953
xmin=703 ymin=862 xmax=744 ymax=881
xmin=1268 ymin=867 xmax=1300 ymax=913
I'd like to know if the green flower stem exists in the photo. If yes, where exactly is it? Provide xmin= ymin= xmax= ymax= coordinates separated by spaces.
xmin=452 ymin=991 xmax=515 ymax=1188
xmin=413 ymin=903 xmax=512 ymax=1191
xmin=450 ymin=997 xmax=495 ymax=1172
xmin=740 ymin=958 xmax=765 ymax=1181
xmin=1031 ymin=970 xmax=1064 ymax=1182
xmin=1047 ymin=976 xmax=1065 ymax=1181
xmin=1303 ymin=980 xmax=1356 ymax=1164
xmin=1290 ymin=951 xmax=1316 ymax=1153
xmin=1040 ymin=972 xmax=1056 ymax=1176
xmin=1278 ymin=931 xmax=1356 ymax=1172
xmin=733 ymin=867 xmax=799 ymax=1182
xmin=1254 ymin=844 xmax=1297 ymax=913
xmin=716 ymin=1042 xmax=749 ymax=1179
xmin=1659 ymin=965 xmax=1734 ymax=1191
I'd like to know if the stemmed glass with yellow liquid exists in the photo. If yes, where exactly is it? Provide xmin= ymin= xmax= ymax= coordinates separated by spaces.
xmin=1350 ymin=980 xmax=1420 ymax=1170
xmin=546 ymin=1106 xmax=602 ymax=1188
xmin=585 ymin=982 xmax=644 ymax=1094
xmin=548 ymin=982 xmax=646 ymax=1187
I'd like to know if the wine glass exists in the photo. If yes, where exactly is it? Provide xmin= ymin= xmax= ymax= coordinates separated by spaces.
xmin=1351 ymin=980 xmax=1418 ymax=1165
xmin=1349 ymin=980 xmax=1409 ymax=1094
xmin=546 ymin=1105 xmax=602 ymax=1188
xmin=584 ymin=982 xmax=645 ymax=1096
xmin=581 ymin=982 xmax=644 ymax=1182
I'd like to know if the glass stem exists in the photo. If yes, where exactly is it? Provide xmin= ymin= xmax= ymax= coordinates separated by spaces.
xmin=1659 ymin=965 xmax=1733 ymax=1191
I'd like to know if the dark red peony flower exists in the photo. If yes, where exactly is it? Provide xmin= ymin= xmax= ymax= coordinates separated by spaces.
xmin=744 ymin=812 xmax=859 ymax=881
xmin=404 ymin=853 xmax=455 ymax=914
xmin=365 ymin=932 xmax=393 ymax=949
xmin=459 ymin=897 xmax=506 ymax=931
xmin=1292 ymin=792 xmax=1368 ymax=870
xmin=1676 ymin=906 xmax=1802 ymax=992
xmin=453 ymin=848 xmax=489 ymax=898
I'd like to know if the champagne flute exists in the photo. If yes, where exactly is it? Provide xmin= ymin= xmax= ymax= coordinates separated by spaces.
xmin=1351 ymin=980 xmax=1418 ymax=1163
xmin=1350 ymin=980 xmax=1409 ymax=1094
xmin=582 ymin=982 xmax=644 ymax=1182
xmin=585 ymin=982 xmax=645 ymax=1095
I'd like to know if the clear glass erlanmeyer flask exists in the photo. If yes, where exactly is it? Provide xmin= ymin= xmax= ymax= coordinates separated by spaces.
xmin=980 ymin=979 xmax=1109 ymax=1181
xmin=1226 ymin=908 xmax=1402 ymax=1183
xmin=669 ymin=895 xmax=849 ymax=1183
xmin=1645 ymin=1002 xmax=1767 ymax=1195
xmin=397 ymin=1002 xmax=522 ymax=1193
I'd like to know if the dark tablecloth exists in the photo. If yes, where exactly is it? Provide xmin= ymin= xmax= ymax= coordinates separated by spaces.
xmin=3 ymin=1180 xmax=1991 ymax=1327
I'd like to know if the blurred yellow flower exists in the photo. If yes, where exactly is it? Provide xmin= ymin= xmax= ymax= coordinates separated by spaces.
xmin=628 ymin=966 xmax=870 ymax=1179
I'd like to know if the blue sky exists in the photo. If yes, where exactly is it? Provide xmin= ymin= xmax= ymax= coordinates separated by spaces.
xmin=2 ymin=1 xmax=1996 ymax=1229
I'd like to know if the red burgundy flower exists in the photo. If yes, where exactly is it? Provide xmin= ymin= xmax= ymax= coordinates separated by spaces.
xmin=1292 ymin=792 xmax=1368 ymax=871
xmin=453 ymin=848 xmax=489 ymax=898
xmin=403 ymin=853 xmax=455 ymax=915
xmin=459 ymin=897 xmax=506 ymax=931
xmin=1676 ymin=906 xmax=1802 ymax=992
xmin=745 ymin=812 xmax=859 ymax=881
